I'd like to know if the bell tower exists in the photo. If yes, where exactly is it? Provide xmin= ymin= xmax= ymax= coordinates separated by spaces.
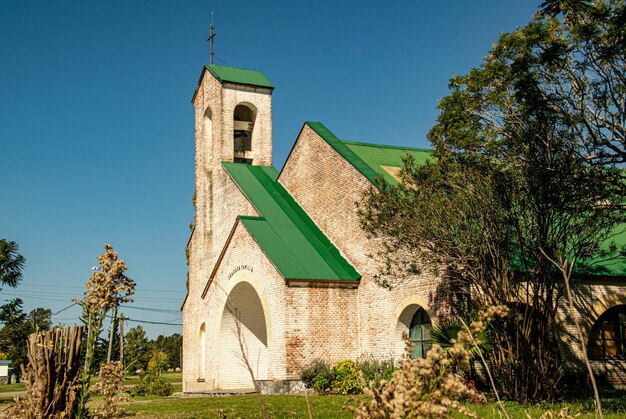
xmin=188 ymin=64 xmax=274 ymax=296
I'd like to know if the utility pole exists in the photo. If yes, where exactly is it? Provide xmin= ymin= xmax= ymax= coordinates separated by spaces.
xmin=119 ymin=313 xmax=125 ymax=367
xmin=207 ymin=11 xmax=215 ymax=65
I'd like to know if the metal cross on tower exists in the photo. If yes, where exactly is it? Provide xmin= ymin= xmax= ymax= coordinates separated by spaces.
xmin=207 ymin=12 xmax=215 ymax=65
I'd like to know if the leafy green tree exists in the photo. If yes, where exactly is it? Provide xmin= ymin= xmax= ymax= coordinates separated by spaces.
xmin=125 ymin=326 xmax=150 ymax=372
xmin=0 ymin=299 xmax=32 ymax=380
xmin=147 ymin=348 xmax=169 ymax=375
xmin=153 ymin=333 xmax=182 ymax=370
xmin=0 ymin=239 xmax=25 ymax=288
xmin=29 ymin=307 xmax=52 ymax=332
xmin=360 ymin=1 xmax=626 ymax=403
xmin=535 ymin=0 xmax=626 ymax=167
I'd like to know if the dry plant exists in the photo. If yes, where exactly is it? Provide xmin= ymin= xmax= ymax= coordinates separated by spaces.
xmin=9 ymin=326 xmax=83 ymax=418
xmin=346 ymin=306 xmax=509 ymax=419
xmin=536 ymin=407 xmax=576 ymax=419
xmin=92 ymin=361 xmax=128 ymax=418
xmin=73 ymin=243 xmax=136 ymax=418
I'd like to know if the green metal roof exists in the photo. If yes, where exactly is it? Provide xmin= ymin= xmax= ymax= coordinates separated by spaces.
xmin=580 ymin=223 xmax=626 ymax=277
xmin=305 ymin=122 xmax=432 ymax=185
xmin=205 ymin=64 xmax=274 ymax=89
xmin=223 ymin=162 xmax=360 ymax=281
xmin=306 ymin=121 xmax=626 ymax=278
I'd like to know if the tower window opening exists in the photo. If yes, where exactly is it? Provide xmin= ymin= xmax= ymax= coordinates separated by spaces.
xmin=234 ymin=129 xmax=252 ymax=152
xmin=233 ymin=104 xmax=255 ymax=164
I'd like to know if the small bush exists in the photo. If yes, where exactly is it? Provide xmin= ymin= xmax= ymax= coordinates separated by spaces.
xmin=130 ymin=373 xmax=173 ymax=397
xmin=300 ymin=359 xmax=332 ymax=393
xmin=360 ymin=355 xmax=395 ymax=388
xmin=331 ymin=360 xmax=362 ymax=395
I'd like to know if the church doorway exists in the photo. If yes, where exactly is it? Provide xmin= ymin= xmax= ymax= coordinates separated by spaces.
xmin=217 ymin=281 xmax=269 ymax=389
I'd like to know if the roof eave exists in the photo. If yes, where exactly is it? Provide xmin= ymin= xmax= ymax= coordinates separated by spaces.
xmin=285 ymin=278 xmax=361 ymax=288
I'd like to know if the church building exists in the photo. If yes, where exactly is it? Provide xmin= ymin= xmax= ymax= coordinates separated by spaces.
xmin=182 ymin=64 xmax=626 ymax=393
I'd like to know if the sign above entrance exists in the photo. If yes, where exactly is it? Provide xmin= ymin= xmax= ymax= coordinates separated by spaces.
xmin=228 ymin=265 xmax=254 ymax=280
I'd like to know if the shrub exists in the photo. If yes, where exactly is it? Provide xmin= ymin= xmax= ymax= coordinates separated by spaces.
xmin=300 ymin=358 xmax=332 ymax=392
xmin=360 ymin=356 xmax=395 ymax=388
xmin=130 ymin=372 xmax=172 ymax=397
xmin=331 ymin=360 xmax=362 ymax=395
xmin=345 ymin=306 xmax=509 ymax=418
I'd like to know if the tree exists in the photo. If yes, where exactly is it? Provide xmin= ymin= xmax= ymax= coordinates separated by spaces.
xmin=359 ymin=1 xmax=626 ymax=403
xmin=535 ymin=0 xmax=626 ymax=167
xmin=153 ymin=333 xmax=182 ymax=370
xmin=125 ymin=326 xmax=150 ymax=372
xmin=147 ymin=348 xmax=169 ymax=375
xmin=29 ymin=307 xmax=52 ymax=332
xmin=0 ymin=239 xmax=25 ymax=288
xmin=0 ymin=299 xmax=32 ymax=380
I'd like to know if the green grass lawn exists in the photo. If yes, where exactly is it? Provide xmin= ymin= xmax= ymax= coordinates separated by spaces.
xmin=122 ymin=394 xmax=355 ymax=418
xmin=0 ymin=383 xmax=25 ymax=393
xmin=1 ymin=377 xmax=624 ymax=419
xmin=123 ymin=372 xmax=182 ymax=386
xmin=0 ymin=371 xmax=181 ymax=394
xmin=119 ymin=391 xmax=626 ymax=419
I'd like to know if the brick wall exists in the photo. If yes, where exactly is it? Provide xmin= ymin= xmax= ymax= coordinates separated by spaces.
xmin=278 ymin=124 xmax=448 ymax=362
xmin=183 ymin=68 xmax=274 ymax=392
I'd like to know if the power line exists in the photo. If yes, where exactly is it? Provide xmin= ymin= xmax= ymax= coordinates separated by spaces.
xmin=19 ymin=283 xmax=185 ymax=293
xmin=2 ymin=291 xmax=181 ymax=306
xmin=1 ymin=291 xmax=78 ymax=303
xmin=120 ymin=305 xmax=180 ymax=314
xmin=123 ymin=317 xmax=182 ymax=326
xmin=52 ymin=303 xmax=78 ymax=316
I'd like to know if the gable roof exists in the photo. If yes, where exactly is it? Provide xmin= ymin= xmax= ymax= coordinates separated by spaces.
xmin=221 ymin=162 xmax=360 ymax=282
xmin=305 ymin=122 xmax=626 ymax=278
xmin=305 ymin=121 xmax=431 ymax=185
xmin=205 ymin=64 xmax=274 ymax=89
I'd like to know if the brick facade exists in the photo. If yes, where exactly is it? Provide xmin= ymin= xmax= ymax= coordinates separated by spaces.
xmin=182 ymin=67 xmax=626 ymax=392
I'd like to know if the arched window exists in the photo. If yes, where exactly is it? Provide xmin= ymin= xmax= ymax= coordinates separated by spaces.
xmin=409 ymin=308 xmax=432 ymax=358
xmin=199 ymin=323 xmax=206 ymax=379
xmin=204 ymin=108 xmax=212 ymax=147
xmin=588 ymin=305 xmax=626 ymax=359
xmin=233 ymin=104 xmax=255 ymax=164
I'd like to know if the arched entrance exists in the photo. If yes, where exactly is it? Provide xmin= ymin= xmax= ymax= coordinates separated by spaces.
xmin=217 ymin=281 xmax=268 ymax=389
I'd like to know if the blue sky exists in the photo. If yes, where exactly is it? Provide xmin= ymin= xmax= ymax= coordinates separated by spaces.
xmin=0 ymin=0 xmax=541 ymax=338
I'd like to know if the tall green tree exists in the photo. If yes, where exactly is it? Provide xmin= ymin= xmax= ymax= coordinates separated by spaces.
xmin=125 ymin=326 xmax=150 ymax=372
xmin=29 ymin=307 xmax=52 ymax=332
xmin=360 ymin=0 xmax=626 ymax=403
xmin=0 ymin=239 xmax=25 ymax=288
xmin=153 ymin=333 xmax=182 ymax=370
xmin=0 ymin=299 xmax=32 ymax=380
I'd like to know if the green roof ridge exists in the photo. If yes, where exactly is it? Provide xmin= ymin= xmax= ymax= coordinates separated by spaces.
xmin=342 ymin=140 xmax=432 ymax=153
xmin=305 ymin=122 xmax=383 ymax=186
xmin=205 ymin=64 xmax=274 ymax=89
xmin=222 ymin=162 xmax=360 ymax=281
